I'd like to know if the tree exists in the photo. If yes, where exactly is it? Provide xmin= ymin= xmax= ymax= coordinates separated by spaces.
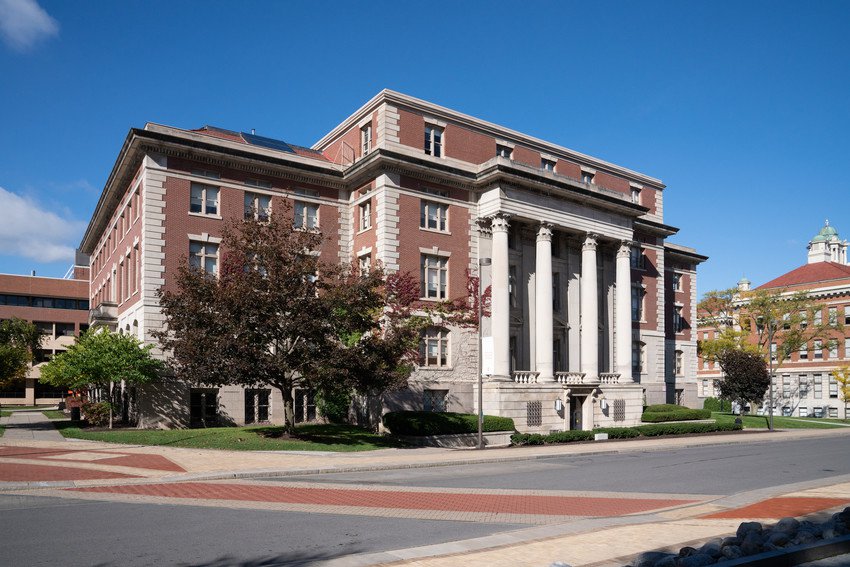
xmin=716 ymin=350 xmax=770 ymax=413
xmin=699 ymin=286 xmax=842 ymax=415
xmin=832 ymin=366 xmax=850 ymax=402
xmin=40 ymin=330 xmax=164 ymax=427
xmin=0 ymin=318 xmax=42 ymax=388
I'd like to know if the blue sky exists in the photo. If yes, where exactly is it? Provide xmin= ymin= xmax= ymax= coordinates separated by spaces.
xmin=0 ymin=0 xmax=848 ymax=296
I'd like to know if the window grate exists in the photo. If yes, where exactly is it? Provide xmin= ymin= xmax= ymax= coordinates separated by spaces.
xmin=613 ymin=399 xmax=626 ymax=422
xmin=527 ymin=401 xmax=542 ymax=427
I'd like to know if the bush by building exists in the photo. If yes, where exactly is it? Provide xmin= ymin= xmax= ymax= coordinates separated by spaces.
xmin=382 ymin=411 xmax=515 ymax=436
xmin=511 ymin=421 xmax=741 ymax=446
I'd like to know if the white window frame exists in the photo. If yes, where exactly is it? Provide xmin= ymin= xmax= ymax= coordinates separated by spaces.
xmin=244 ymin=192 xmax=271 ymax=221
xmin=672 ymin=272 xmax=683 ymax=292
xmin=814 ymin=339 xmax=823 ymax=359
xmin=294 ymin=201 xmax=319 ymax=229
xmin=630 ymin=186 xmax=641 ymax=204
xmin=420 ymin=327 xmax=450 ymax=368
xmin=360 ymin=123 xmax=372 ymax=156
xmin=359 ymin=200 xmax=371 ymax=231
xmin=674 ymin=306 xmax=685 ymax=334
xmin=424 ymin=124 xmax=444 ymax=158
xmin=420 ymin=254 xmax=448 ymax=300
xmin=189 ymin=241 xmax=219 ymax=276
xmin=674 ymin=349 xmax=683 ymax=376
xmin=631 ymin=283 xmax=644 ymax=322
xmin=190 ymin=183 xmax=219 ymax=216
xmin=420 ymin=200 xmax=448 ymax=232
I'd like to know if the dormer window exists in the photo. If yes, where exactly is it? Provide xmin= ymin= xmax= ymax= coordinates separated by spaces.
xmin=541 ymin=158 xmax=556 ymax=172
xmin=361 ymin=123 xmax=372 ymax=156
xmin=496 ymin=144 xmax=513 ymax=158
xmin=582 ymin=170 xmax=595 ymax=184
xmin=424 ymin=125 xmax=443 ymax=157
xmin=631 ymin=186 xmax=641 ymax=204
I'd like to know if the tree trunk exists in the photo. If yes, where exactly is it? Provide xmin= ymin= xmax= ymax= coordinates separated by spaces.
xmin=108 ymin=381 xmax=113 ymax=429
xmin=278 ymin=384 xmax=296 ymax=435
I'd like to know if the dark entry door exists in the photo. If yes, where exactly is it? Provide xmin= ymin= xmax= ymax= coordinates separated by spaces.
xmin=570 ymin=395 xmax=585 ymax=430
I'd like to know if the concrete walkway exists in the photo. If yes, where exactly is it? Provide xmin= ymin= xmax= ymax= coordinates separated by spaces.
xmin=0 ymin=410 xmax=64 ymax=442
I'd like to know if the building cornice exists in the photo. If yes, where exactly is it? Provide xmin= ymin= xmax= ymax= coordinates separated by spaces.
xmin=313 ymin=89 xmax=665 ymax=190
xmin=664 ymin=242 xmax=708 ymax=264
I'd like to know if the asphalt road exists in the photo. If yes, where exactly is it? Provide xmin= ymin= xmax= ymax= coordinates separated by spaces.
xmin=2 ymin=435 xmax=848 ymax=566
xmin=269 ymin=435 xmax=850 ymax=495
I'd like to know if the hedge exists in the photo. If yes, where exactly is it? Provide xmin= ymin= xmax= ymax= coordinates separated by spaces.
xmin=382 ymin=411 xmax=515 ymax=436
xmin=511 ymin=421 xmax=742 ymax=446
xmin=641 ymin=408 xmax=712 ymax=422
xmin=702 ymin=397 xmax=729 ymax=412
xmin=644 ymin=404 xmax=685 ymax=413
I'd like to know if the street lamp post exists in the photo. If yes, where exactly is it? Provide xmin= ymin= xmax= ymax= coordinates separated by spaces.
xmin=757 ymin=317 xmax=777 ymax=432
xmin=477 ymin=257 xmax=491 ymax=450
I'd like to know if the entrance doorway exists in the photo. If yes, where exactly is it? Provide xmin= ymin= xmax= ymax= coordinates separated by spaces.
xmin=570 ymin=395 xmax=586 ymax=430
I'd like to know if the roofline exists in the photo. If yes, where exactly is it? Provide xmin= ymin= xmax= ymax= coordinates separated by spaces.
xmin=0 ymin=272 xmax=88 ymax=283
xmin=636 ymin=217 xmax=680 ymax=236
xmin=664 ymin=242 xmax=708 ymax=263
xmin=313 ymin=89 xmax=666 ymax=189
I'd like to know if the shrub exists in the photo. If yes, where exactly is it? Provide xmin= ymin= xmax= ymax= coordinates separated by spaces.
xmin=382 ymin=411 xmax=515 ymax=436
xmin=595 ymin=427 xmax=641 ymax=439
xmin=81 ymin=401 xmax=113 ymax=427
xmin=315 ymin=388 xmax=351 ymax=424
xmin=702 ymin=397 xmax=728 ymax=412
xmin=635 ymin=421 xmax=742 ymax=436
xmin=644 ymin=404 xmax=684 ymax=413
xmin=511 ymin=433 xmax=546 ymax=446
xmin=641 ymin=408 xmax=712 ymax=422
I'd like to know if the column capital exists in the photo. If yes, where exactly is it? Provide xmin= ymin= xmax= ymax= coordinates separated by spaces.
xmin=536 ymin=222 xmax=554 ymax=243
xmin=582 ymin=233 xmax=599 ymax=252
xmin=617 ymin=239 xmax=637 ymax=258
xmin=490 ymin=213 xmax=511 ymax=234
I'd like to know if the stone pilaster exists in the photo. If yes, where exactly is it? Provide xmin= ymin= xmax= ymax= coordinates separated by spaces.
xmin=580 ymin=233 xmax=599 ymax=380
xmin=616 ymin=240 xmax=634 ymax=381
xmin=535 ymin=223 xmax=555 ymax=382
xmin=490 ymin=214 xmax=511 ymax=381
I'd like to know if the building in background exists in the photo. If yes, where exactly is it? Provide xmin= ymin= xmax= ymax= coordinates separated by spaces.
xmin=697 ymin=221 xmax=850 ymax=418
xmin=79 ymin=90 xmax=705 ymax=431
xmin=0 ymin=253 xmax=90 ymax=406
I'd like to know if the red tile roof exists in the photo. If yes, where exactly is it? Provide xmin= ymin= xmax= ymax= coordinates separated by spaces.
xmin=757 ymin=262 xmax=850 ymax=290
xmin=187 ymin=126 xmax=330 ymax=162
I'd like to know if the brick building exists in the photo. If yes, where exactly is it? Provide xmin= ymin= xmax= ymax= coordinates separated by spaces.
xmin=79 ymin=90 xmax=705 ymax=430
xmin=697 ymin=221 xmax=850 ymax=418
xmin=0 ymin=256 xmax=90 ymax=406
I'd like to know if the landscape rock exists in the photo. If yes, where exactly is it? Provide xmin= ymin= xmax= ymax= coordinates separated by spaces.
xmin=775 ymin=517 xmax=800 ymax=535
xmin=720 ymin=536 xmax=741 ymax=548
xmin=678 ymin=546 xmax=698 ymax=557
xmin=794 ymin=530 xmax=817 ymax=545
xmin=736 ymin=521 xmax=763 ymax=539
xmin=767 ymin=531 xmax=790 ymax=547
xmin=679 ymin=553 xmax=715 ymax=567
xmin=653 ymin=555 xmax=677 ymax=567
xmin=721 ymin=545 xmax=743 ymax=560
xmin=699 ymin=539 xmax=722 ymax=558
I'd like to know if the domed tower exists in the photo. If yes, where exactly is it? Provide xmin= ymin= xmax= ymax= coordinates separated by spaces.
xmin=807 ymin=220 xmax=848 ymax=264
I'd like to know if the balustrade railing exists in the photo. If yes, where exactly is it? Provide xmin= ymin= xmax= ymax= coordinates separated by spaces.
xmin=598 ymin=373 xmax=621 ymax=384
xmin=512 ymin=371 xmax=540 ymax=384
xmin=555 ymin=372 xmax=586 ymax=384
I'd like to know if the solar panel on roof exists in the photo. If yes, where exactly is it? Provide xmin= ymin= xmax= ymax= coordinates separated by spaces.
xmin=241 ymin=132 xmax=294 ymax=153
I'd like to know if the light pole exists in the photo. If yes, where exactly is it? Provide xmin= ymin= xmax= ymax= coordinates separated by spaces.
xmin=757 ymin=317 xmax=777 ymax=432
xmin=477 ymin=257 xmax=491 ymax=450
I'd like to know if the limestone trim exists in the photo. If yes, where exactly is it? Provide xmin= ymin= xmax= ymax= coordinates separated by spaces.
xmin=490 ymin=214 xmax=512 ymax=381
xmin=419 ymin=246 xmax=452 ymax=258
xmin=580 ymin=232 xmax=599 ymax=380
xmin=535 ymin=222 xmax=555 ymax=382
xmin=374 ymin=174 xmax=400 ymax=272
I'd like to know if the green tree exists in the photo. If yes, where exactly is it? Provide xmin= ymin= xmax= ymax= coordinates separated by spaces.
xmin=40 ymin=330 xmax=164 ymax=427
xmin=832 ymin=366 xmax=850 ymax=402
xmin=0 ymin=318 xmax=42 ymax=388
xmin=716 ymin=350 xmax=770 ymax=413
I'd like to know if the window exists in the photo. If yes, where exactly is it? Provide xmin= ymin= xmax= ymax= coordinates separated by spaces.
xmin=581 ymin=170 xmax=595 ymax=184
xmin=800 ymin=311 xmax=808 ymax=329
xmin=799 ymin=407 xmax=808 ymax=417
xmin=630 ymin=247 xmax=645 ymax=269
xmin=814 ymin=374 xmax=823 ymax=399
xmin=192 ymin=169 xmax=220 ymax=180
xmin=420 ymin=200 xmax=448 ymax=232
xmin=674 ymin=306 xmax=685 ymax=333
xmin=189 ymin=242 xmax=219 ymax=276
xmin=829 ymin=307 xmax=837 ymax=325
xmin=553 ymin=272 xmax=561 ymax=312
xmin=800 ymin=343 xmax=808 ymax=360
xmin=541 ymin=158 xmax=556 ymax=172
xmin=245 ymin=178 xmax=272 ymax=189
xmin=424 ymin=125 xmax=443 ymax=157
xmin=813 ymin=406 xmax=824 ymax=418
xmin=496 ymin=144 xmax=512 ymax=158
xmin=631 ymin=284 xmax=644 ymax=321
xmin=420 ymin=327 xmax=449 ymax=367
xmin=633 ymin=341 xmax=646 ymax=374
xmin=34 ymin=321 xmax=54 ymax=336
xmin=845 ymin=338 xmax=850 ymax=359
xmin=190 ymin=183 xmax=219 ymax=215
xmin=675 ymin=350 xmax=683 ymax=376
xmin=630 ymin=186 xmax=641 ymax=204
xmin=424 ymin=389 xmax=448 ymax=412
xmin=829 ymin=406 xmax=838 ymax=418
xmin=672 ymin=273 xmax=683 ymax=292
xmin=770 ymin=342 xmax=777 ymax=362
xmin=799 ymin=375 xmax=808 ymax=398
xmin=420 ymin=255 xmax=448 ymax=299
xmin=55 ymin=323 xmax=75 ymax=337
xmin=359 ymin=200 xmax=371 ymax=231
xmin=782 ymin=374 xmax=791 ymax=398
xmin=294 ymin=201 xmax=319 ymax=229
xmin=244 ymin=389 xmax=270 ymax=424
xmin=829 ymin=375 xmax=838 ymax=398
xmin=295 ymin=187 xmax=320 ymax=198
xmin=814 ymin=339 xmax=823 ymax=359
xmin=358 ymin=254 xmax=370 ymax=276
xmin=509 ymin=265 xmax=518 ymax=308
xmin=244 ymin=192 xmax=271 ymax=221
xmin=814 ymin=309 xmax=822 ymax=325
xmin=190 ymin=389 xmax=218 ymax=427
xmin=553 ymin=338 xmax=564 ymax=372
xmin=845 ymin=306 xmax=850 ymax=325
xmin=360 ymin=123 xmax=372 ymax=155
xmin=830 ymin=341 xmax=838 ymax=359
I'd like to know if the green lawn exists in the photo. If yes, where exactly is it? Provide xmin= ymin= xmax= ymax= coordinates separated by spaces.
xmin=0 ymin=410 xmax=11 ymax=418
xmin=712 ymin=412 xmax=848 ymax=429
xmin=53 ymin=422 xmax=405 ymax=452
xmin=41 ymin=410 xmax=68 ymax=420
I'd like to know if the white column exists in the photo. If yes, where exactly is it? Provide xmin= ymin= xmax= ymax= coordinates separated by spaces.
xmin=491 ymin=214 xmax=511 ymax=381
xmin=580 ymin=233 xmax=599 ymax=380
xmin=616 ymin=240 xmax=634 ymax=382
xmin=535 ymin=223 xmax=555 ymax=382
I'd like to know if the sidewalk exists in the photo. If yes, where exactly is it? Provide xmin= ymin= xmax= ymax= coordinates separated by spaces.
xmin=0 ymin=410 xmax=64 ymax=442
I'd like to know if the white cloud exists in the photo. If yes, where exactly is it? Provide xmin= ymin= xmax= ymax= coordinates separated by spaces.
xmin=0 ymin=186 xmax=84 ymax=263
xmin=0 ymin=0 xmax=59 ymax=51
